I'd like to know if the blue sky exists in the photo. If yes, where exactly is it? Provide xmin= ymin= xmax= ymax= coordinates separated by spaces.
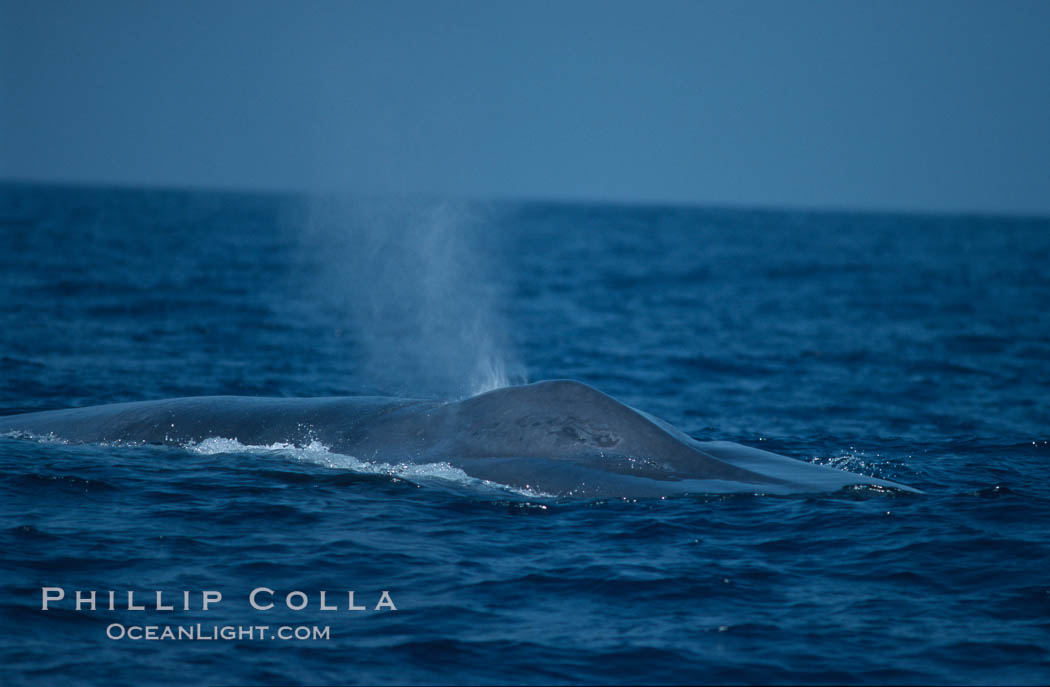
xmin=2 ymin=0 xmax=1048 ymax=214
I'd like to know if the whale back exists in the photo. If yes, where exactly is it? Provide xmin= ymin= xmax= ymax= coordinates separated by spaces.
xmin=452 ymin=380 xmax=672 ymax=459
xmin=0 ymin=380 xmax=919 ymax=497
xmin=0 ymin=396 xmax=430 ymax=447
xmin=441 ymin=380 xmax=783 ymax=484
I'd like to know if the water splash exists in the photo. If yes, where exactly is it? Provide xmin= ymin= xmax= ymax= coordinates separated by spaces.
xmin=185 ymin=436 xmax=550 ymax=497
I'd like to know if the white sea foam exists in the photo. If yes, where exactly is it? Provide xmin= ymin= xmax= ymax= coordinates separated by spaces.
xmin=815 ymin=448 xmax=880 ymax=474
xmin=1 ymin=429 xmax=69 ymax=444
xmin=184 ymin=436 xmax=551 ymax=498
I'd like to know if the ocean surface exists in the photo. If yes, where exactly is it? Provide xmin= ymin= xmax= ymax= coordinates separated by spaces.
xmin=1 ymin=182 xmax=1048 ymax=685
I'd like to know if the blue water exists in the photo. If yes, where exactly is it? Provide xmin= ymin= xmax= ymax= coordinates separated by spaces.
xmin=1 ymin=183 xmax=1048 ymax=685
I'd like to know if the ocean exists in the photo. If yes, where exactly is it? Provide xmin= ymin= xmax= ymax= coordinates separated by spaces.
xmin=1 ymin=182 xmax=1048 ymax=685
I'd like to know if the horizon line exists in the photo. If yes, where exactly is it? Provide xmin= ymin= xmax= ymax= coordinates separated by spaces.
xmin=2 ymin=175 xmax=1047 ymax=223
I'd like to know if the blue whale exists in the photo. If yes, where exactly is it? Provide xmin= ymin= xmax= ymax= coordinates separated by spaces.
xmin=0 ymin=380 xmax=917 ymax=497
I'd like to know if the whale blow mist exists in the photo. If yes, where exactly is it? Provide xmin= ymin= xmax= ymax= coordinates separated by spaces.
xmin=297 ymin=197 xmax=524 ymax=398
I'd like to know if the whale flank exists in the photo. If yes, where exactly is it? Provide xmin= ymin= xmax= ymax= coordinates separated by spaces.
xmin=0 ymin=380 xmax=918 ymax=497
